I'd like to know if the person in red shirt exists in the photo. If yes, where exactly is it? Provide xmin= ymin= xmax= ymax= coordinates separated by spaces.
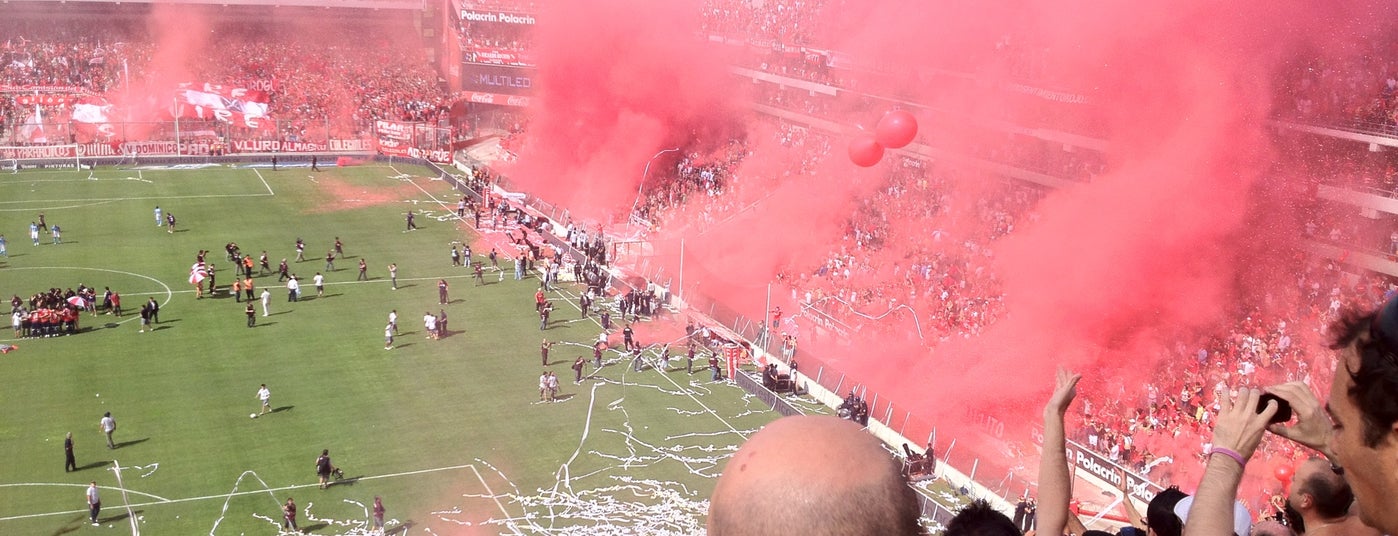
xmin=534 ymin=287 xmax=546 ymax=312
xmin=62 ymin=307 xmax=77 ymax=334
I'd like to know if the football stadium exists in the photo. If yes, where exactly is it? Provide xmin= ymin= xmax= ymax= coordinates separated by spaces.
xmin=5 ymin=0 xmax=1398 ymax=535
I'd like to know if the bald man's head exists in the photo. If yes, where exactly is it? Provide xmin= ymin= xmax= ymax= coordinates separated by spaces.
xmin=1290 ymin=458 xmax=1353 ymax=520
xmin=708 ymin=415 xmax=922 ymax=536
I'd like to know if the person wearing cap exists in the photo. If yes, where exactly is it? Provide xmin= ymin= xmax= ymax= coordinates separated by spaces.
xmin=1149 ymin=487 xmax=1190 ymax=536
xmin=1175 ymin=493 xmax=1254 ymax=536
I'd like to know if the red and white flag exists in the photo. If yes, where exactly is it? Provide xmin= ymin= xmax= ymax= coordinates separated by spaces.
xmin=18 ymin=104 xmax=46 ymax=144
xmin=189 ymin=262 xmax=208 ymax=285
xmin=72 ymin=96 xmax=115 ymax=142
xmin=174 ymin=83 xmax=272 ymax=129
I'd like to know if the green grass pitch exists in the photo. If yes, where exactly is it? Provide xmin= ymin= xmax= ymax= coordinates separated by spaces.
xmin=0 ymin=162 xmax=822 ymax=535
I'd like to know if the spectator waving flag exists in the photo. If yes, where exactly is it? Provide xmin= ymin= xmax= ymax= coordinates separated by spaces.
xmin=189 ymin=262 xmax=208 ymax=285
xmin=174 ymin=83 xmax=272 ymax=129
xmin=18 ymin=103 xmax=46 ymax=143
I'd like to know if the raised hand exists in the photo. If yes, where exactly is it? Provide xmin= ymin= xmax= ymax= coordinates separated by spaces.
xmin=1045 ymin=367 xmax=1082 ymax=416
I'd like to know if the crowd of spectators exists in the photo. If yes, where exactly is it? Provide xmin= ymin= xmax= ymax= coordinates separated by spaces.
xmin=0 ymin=17 xmax=455 ymax=146
xmin=701 ymin=0 xmax=830 ymax=49
xmin=608 ymin=29 xmax=1398 ymax=517
xmin=752 ymin=81 xmax=1106 ymax=183
xmin=1274 ymin=38 xmax=1398 ymax=134
xmin=196 ymin=35 xmax=453 ymax=141
xmin=459 ymin=0 xmax=538 ymax=11
xmin=459 ymin=18 xmax=534 ymax=67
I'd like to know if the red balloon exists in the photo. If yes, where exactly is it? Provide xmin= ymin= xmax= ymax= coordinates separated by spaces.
xmin=1274 ymin=465 xmax=1294 ymax=482
xmin=848 ymin=136 xmax=885 ymax=167
xmin=875 ymin=109 xmax=919 ymax=149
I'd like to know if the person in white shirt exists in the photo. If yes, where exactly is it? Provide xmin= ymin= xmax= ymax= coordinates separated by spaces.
xmin=256 ymin=384 xmax=271 ymax=416
xmin=260 ymin=289 xmax=271 ymax=316
xmin=87 ymin=481 xmax=101 ymax=525
xmin=313 ymin=273 xmax=325 ymax=297
xmin=99 ymin=412 xmax=115 ymax=449
xmin=424 ymin=312 xmax=437 ymax=340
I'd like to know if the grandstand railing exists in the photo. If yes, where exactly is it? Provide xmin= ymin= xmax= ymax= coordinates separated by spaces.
xmin=0 ymin=116 xmax=379 ymax=153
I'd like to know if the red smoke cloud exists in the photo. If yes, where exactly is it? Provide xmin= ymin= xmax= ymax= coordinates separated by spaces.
xmin=514 ymin=0 xmax=1397 ymax=500
xmin=504 ymin=0 xmax=740 ymax=221
xmin=817 ymin=0 xmax=1375 ymax=424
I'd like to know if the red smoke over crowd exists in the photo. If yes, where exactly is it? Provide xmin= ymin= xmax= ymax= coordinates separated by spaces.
xmin=504 ymin=0 xmax=740 ymax=215
xmin=505 ymin=0 xmax=1398 ymax=497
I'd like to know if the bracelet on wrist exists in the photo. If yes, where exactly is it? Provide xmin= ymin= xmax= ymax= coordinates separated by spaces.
xmin=1209 ymin=446 xmax=1247 ymax=467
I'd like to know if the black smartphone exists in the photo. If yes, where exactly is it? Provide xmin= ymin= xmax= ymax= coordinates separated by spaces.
xmin=1258 ymin=393 xmax=1293 ymax=424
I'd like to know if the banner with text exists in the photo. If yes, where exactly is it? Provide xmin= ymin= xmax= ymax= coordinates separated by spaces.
xmin=459 ymin=63 xmax=535 ymax=96
xmin=375 ymin=120 xmax=453 ymax=163
xmin=2 ymin=138 xmax=376 ymax=160
xmin=1062 ymin=438 xmax=1163 ymax=504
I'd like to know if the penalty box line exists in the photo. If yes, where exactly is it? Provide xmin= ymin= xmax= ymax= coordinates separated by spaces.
xmin=0 ymin=463 xmax=479 ymax=523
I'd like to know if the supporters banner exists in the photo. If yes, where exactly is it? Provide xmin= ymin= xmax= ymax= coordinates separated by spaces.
xmin=1062 ymin=439 xmax=1163 ymax=504
xmin=71 ymin=97 xmax=116 ymax=143
xmin=465 ymin=46 xmax=530 ymax=66
xmin=374 ymin=122 xmax=418 ymax=157
xmin=3 ymin=139 xmax=374 ymax=160
xmin=232 ymin=140 xmax=329 ymax=153
xmin=0 ymin=145 xmax=76 ymax=160
xmin=330 ymin=139 xmax=373 ymax=152
xmin=15 ymin=94 xmax=81 ymax=106
xmin=0 ymin=84 xmax=85 ymax=93
xmin=173 ymin=83 xmax=272 ymax=129
xmin=375 ymin=121 xmax=453 ymax=163
xmin=459 ymin=9 xmax=536 ymax=25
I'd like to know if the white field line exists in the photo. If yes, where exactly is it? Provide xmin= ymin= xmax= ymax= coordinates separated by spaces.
xmin=252 ymin=168 xmax=274 ymax=195
xmin=0 ymin=463 xmax=479 ymax=523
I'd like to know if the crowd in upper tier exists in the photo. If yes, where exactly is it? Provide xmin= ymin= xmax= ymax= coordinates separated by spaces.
xmin=0 ymin=20 xmax=453 ymax=144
